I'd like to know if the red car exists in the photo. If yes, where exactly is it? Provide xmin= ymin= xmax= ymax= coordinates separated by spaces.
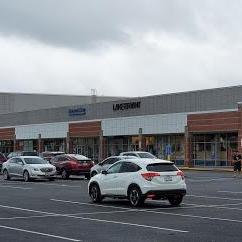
xmin=50 ymin=154 xmax=94 ymax=179
xmin=0 ymin=152 xmax=7 ymax=170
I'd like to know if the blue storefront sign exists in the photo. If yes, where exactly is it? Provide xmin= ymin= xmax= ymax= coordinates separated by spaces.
xmin=68 ymin=107 xmax=86 ymax=116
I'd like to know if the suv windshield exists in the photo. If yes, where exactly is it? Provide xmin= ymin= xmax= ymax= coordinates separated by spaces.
xmin=146 ymin=163 xmax=178 ymax=172
xmin=24 ymin=158 xmax=48 ymax=164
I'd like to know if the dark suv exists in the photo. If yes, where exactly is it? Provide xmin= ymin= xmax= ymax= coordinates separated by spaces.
xmin=50 ymin=154 xmax=94 ymax=179
xmin=0 ymin=152 xmax=7 ymax=170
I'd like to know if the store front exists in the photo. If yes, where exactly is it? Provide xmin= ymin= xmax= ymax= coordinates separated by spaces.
xmin=71 ymin=137 xmax=99 ymax=161
xmin=104 ymin=134 xmax=185 ymax=165
xmin=187 ymin=110 xmax=241 ymax=167
xmin=69 ymin=121 xmax=102 ymax=162
xmin=155 ymin=135 xmax=185 ymax=166
xmin=16 ymin=140 xmax=38 ymax=152
xmin=191 ymin=133 xmax=237 ymax=167
xmin=0 ymin=128 xmax=15 ymax=156
xmin=42 ymin=138 xmax=66 ymax=152
xmin=0 ymin=140 xmax=14 ymax=155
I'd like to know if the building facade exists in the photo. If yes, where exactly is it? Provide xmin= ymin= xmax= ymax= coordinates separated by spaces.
xmin=0 ymin=86 xmax=242 ymax=167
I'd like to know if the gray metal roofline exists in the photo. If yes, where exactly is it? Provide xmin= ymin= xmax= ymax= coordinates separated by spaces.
xmin=139 ymin=84 xmax=242 ymax=98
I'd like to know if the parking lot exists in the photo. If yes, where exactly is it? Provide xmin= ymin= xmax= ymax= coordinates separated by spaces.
xmin=0 ymin=171 xmax=242 ymax=242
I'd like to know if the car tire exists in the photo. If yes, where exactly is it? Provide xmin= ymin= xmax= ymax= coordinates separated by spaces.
xmin=3 ymin=169 xmax=10 ymax=180
xmin=89 ymin=183 xmax=102 ymax=203
xmin=23 ymin=171 xmax=30 ymax=182
xmin=128 ymin=185 xmax=144 ymax=207
xmin=61 ymin=169 xmax=69 ymax=179
xmin=91 ymin=171 xmax=97 ymax=177
xmin=168 ymin=195 xmax=183 ymax=206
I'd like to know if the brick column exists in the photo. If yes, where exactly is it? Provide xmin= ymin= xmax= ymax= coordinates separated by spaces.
xmin=238 ymin=104 xmax=242 ymax=154
xmin=13 ymin=134 xmax=16 ymax=152
xmin=98 ymin=130 xmax=103 ymax=162
xmin=38 ymin=134 xmax=43 ymax=153
xmin=66 ymin=132 xmax=70 ymax=153
xmin=184 ymin=126 xmax=192 ymax=167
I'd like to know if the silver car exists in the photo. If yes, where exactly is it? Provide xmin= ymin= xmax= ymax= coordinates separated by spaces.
xmin=90 ymin=156 xmax=138 ymax=177
xmin=2 ymin=156 xmax=56 ymax=182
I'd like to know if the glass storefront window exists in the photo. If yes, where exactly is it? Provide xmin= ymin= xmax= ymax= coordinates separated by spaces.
xmin=0 ymin=140 xmax=14 ymax=156
xmin=43 ymin=139 xmax=66 ymax=152
xmin=192 ymin=133 xmax=238 ymax=167
xmin=71 ymin=137 xmax=99 ymax=161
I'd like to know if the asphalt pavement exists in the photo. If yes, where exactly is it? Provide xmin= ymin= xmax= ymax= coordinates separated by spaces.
xmin=0 ymin=171 xmax=242 ymax=242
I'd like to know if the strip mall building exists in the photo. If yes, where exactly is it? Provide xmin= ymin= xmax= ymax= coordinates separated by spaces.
xmin=0 ymin=86 xmax=242 ymax=167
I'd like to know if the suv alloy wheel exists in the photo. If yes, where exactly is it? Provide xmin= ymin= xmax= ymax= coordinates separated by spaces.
xmin=89 ymin=183 xmax=102 ymax=203
xmin=128 ymin=186 xmax=144 ymax=207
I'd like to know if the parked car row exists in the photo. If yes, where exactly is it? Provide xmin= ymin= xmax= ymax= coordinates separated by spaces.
xmin=1 ymin=150 xmax=187 ymax=207
xmin=1 ymin=151 xmax=158 ymax=181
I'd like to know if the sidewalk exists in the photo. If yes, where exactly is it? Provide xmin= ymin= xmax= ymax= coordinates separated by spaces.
xmin=178 ymin=166 xmax=233 ymax=172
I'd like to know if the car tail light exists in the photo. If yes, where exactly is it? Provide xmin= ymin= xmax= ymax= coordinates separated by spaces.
xmin=177 ymin=171 xmax=185 ymax=180
xmin=141 ymin=172 xmax=160 ymax=181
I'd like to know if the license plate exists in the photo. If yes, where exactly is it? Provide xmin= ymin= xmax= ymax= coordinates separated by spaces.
xmin=164 ymin=176 xmax=172 ymax=182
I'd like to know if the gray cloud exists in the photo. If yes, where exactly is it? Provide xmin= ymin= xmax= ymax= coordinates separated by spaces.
xmin=0 ymin=0 xmax=242 ymax=97
xmin=0 ymin=0 xmax=203 ymax=49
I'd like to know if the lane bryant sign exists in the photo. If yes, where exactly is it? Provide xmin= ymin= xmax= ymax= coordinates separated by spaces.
xmin=113 ymin=101 xmax=141 ymax=111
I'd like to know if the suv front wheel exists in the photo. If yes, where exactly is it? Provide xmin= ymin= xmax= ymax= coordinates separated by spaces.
xmin=89 ymin=183 xmax=102 ymax=203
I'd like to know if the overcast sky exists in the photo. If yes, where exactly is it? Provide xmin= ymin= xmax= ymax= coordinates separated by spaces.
xmin=0 ymin=0 xmax=242 ymax=97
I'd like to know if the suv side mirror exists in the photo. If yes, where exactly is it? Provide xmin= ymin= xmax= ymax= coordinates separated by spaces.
xmin=101 ymin=170 xmax=108 ymax=175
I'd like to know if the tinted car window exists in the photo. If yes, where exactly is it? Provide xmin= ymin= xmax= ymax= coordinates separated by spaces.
xmin=9 ymin=158 xmax=17 ymax=164
xmin=107 ymin=162 xmax=122 ymax=174
xmin=15 ymin=158 xmax=24 ymax=165
xmin=122 ymin=153 xmax=134 ymax=157
xmin=107 ymin=158 xmax=119 ymax=165
xmin=57 ymin=156 xmax=67 ymax=162
xmin=120 ymin=162 xmax=141 ymax=173
xmin=146 ymin=163 xmax=178 ymax=172
xmin=24 ymin=158 xmax=48 ymax=164
xmin=138 ymin=153 xmax=156 ymax=158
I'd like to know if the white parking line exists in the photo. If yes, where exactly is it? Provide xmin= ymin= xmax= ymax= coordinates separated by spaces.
xmin=186 ymin=194 xmax=242 ymax=201
xmin=0 ymin=210 xmax=134 ymax=220
xmin=0 ymin=225 xmax=81 ymax=241
xmin=0 ymin=185 xmax=32 ymax=190
xmin=218 ymin=191 xmax=242 ymax=194
xmin=50 ymin=198 xmax=132 ymax=210
xmin=151 ymin=201 xmax=242 ymax=210
xmin=50 ymin=199 xmax=242 ymax=224
xmin=188 ymin=178 xmax=234 ymax=182
xmin=1 ymin=182 xmax=82 ymax=188
xmin=0 ymin=203 xmax=189 ymax=233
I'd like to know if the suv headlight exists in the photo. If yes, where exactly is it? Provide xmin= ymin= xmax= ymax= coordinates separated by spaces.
xmin=32 ymin=168 xmax=39 ymax=171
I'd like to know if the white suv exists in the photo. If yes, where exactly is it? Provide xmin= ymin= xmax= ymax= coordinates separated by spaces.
xmin=88 ymin=158 xmax=186 ymax=207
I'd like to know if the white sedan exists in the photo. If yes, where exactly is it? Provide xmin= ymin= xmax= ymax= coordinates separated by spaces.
xmin=2 ymin=156 xmax=56 ymax=182
xmin=88 ymin=158 xmax=186 ymax=207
